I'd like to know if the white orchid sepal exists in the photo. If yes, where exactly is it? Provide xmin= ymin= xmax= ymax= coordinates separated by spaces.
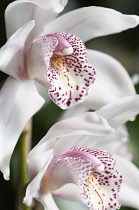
xmin=0 ymin=77 xmax=45 ymax=180
xmin=5 ymin=0 xmax=68 ymax=38
xmin=41 ymin=6 xmax=139 ymax=42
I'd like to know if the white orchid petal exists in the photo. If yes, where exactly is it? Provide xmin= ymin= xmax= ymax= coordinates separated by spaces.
xmin=0 ymin=21 xmax=35 ymax=80
xmin=27 ymin=35 xmax=58 ymax=83
xmin=39 ymin=194 xmax=60 ymax=210
xmin=27 ymin=143 xmax=54 ymax=179
xmin=42 ymin=6 xmax=139 ymax=42
xmin=24 ymin=149 xmax=54 ymax=206
xmin=59 ymin=104 xmax=87 ymax=120
xmin=0 ymin=76 xmax=45 ymax=180
xmin=96 ymin=95 xmax=139 ymax=128
xmin=120 ymin=184 xmax=139 ymax=209
xmin=27 ymin=112 xmax=113 ymax=177
xmin=18 ymin=0 xmax=68 ymax=12
xmin=86 ymin=49 xmax=136 ymax=110
xmin=5 ymin=0 xmax=67 ymax=38
xmin=114 ymin=155 xmax=139 ymax=209
xmin=35 ymin=81 xmax=50 ymax=101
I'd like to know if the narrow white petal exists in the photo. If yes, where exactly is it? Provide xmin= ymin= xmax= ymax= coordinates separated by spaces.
xmin=96 ymin=95 xmax=139 ymax=128
xmin=42 ymin=6 xmax=139 ymax=42
xmin=0 ymin=76 xmax=45 ymax=180
xmin=86 ymin=49 xmax=136 ymax=110
xmin=114 ymin=155 xmax=139 ymax=209
xmin=24 ymin=149 xmax=53 ymax=206
xmin=27 ymin=35 xmax=58 ymax=82
xmin=39 ymin=194 xmax=60 ymax=210
xmin=27 ymin=112 xmax=113 ymax=178
xmin=0 ymin=21 xmax=35 ymax=80
xmin=5 ymin=0 xmax=67 ymax=38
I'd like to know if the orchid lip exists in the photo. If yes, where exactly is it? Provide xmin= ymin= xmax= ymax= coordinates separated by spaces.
xmin=27 ymin=31 xmax=96 ymax=109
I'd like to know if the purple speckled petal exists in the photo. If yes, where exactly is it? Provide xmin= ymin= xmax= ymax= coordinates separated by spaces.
xmin=29 ymin=32 xmax=96 ymax=109
xmin=70 ymin=146 xmax=122 ymax=210
xmin=47 ymin=32 xmax=96 ymax=109
xmin=40 ymin=146 xmax=122 ymax=210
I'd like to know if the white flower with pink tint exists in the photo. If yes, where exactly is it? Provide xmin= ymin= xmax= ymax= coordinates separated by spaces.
xmin=24 ymin=95 xmax=139 ymax=210
xmin=40 ymin=146 xmax=122 ymax=210
xmin=0 ymin=0 xmax=139 ymax=180
xmin=28 ymin=32 xmax=95 ymax=108
xmin=24 ymin=112 xmax=123 ymax=210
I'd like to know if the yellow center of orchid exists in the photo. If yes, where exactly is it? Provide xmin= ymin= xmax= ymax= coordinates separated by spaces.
xmin=50 ymin=54 xmax=67 ymax=71
xmin=85 ymin=174 xmax=94 ymax=187
xmin=85 ymin=173 xmax=107 ymax=210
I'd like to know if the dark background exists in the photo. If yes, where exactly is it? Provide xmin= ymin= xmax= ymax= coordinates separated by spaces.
xmin=0 ymin=0 xmax=139 ymax=209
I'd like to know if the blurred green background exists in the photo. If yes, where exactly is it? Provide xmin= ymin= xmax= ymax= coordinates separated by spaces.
xmin=0 ymin=0 xmax=139 ymax=209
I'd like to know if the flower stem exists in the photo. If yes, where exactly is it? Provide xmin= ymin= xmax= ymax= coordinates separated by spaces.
xmin=34 ymin=201 xmax=43 ymax=210
xmin=18 ymin=120 xmax=32 ymax=210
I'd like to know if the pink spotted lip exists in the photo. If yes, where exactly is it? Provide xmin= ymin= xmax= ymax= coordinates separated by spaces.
xmin=46 ymin=32 xmax=96 ymax=109
xmin=28 ymin=32 xmax=96 ymax=109
xmin=71 ymin=146 xmax=122 ymax=210
xmin=40 ymin=145 xmax=122 ymax=210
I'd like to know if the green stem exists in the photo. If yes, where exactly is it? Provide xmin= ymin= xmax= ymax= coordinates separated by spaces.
xmin=18 ymin=120 xmax=32 ymax=210
xmin=33 ymin=201 xmax=43 ymax=210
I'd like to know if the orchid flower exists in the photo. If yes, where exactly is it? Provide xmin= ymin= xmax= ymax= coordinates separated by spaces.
xmin=4 ymin=1 xmax=139 ymax=108
xmin=24 ymin=112 xmax=123 ymax=210
xmin=24 ymin=95 xmax=139 ymax=209
xmin=0 ymin=0 xmax=139 ymax=180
